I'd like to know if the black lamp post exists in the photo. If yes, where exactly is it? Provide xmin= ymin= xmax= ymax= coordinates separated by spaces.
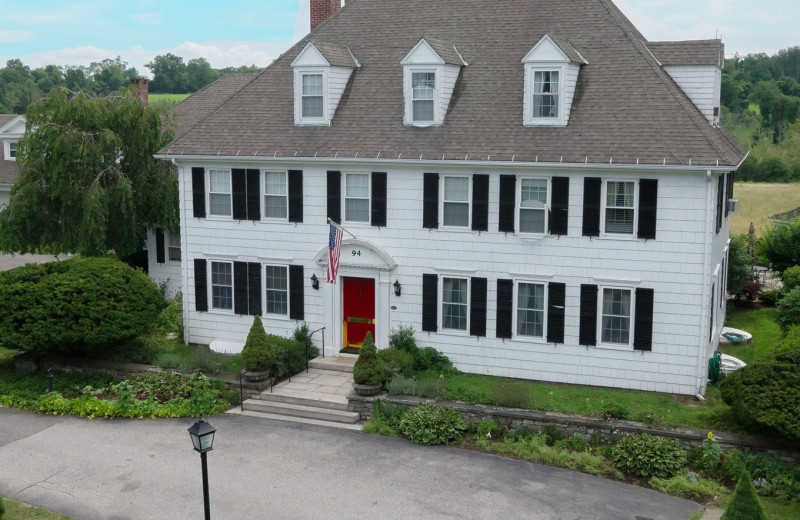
xmin=187 ymin=418 xmax=216 ymax=520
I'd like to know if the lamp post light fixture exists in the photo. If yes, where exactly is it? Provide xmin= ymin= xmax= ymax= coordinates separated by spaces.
xmin=393 ymin=280 xmax=402 ymax=297
xmin=187 ymin=418 xmax=216 ymax=520
xmin=310 ymin=273 xmax=320 ymax=290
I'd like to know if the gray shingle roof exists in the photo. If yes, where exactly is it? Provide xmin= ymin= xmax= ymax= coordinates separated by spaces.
xmin=163 ymin=0 xmax=747 ymax=168
xmin=172 ymin=73 xmax=258 ymax=137
xmin=647 ymin=40 xmax=724 ymax=67
xmin=548 ymin=34 xmax=588 ymax=64
xmin=311 ymin=42 xmax=360 ymax=67
xmin=425 ymin=38 xmax=467 ymax=66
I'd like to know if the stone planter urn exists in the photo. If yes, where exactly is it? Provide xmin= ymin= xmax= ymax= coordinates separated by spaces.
xmin=352 ymin=382 xmax=382 ymax=396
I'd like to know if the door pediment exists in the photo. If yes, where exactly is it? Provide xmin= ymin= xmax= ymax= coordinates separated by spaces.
xmin=314 ymin=238 xmax=397 ymax=271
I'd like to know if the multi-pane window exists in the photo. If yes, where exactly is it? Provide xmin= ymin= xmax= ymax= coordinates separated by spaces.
xmin=301 ymin=73 xmax=324 ymax=119
xmin=8 ymin=141 xmax=17 ymax=159
xmin=264 ymin=171 xmax=288 ymax=219
xmin=605 ymin=181 xmax=635 ymax=234
xmin=519 ymin=178 xmax=548 ymax=234
xmin=412 ymin=72 xmax=435 ymax=122
xmin=208 ymin=170 xmax=232 ymax=216
xmin=265 ymin=265 xmax=288 ymax=315
xmin=601 ymin=288 xmax=631 ymax=344
xmin=442 ymin=277 xmax=468 ymax=331
xmin=211 ymin=261 xmax=233 ymax=310
xmin=168 ymin=232 xmax=181 ymax=262
xmin=345 ymin=173 xmax=370 ymax=222
xmin=533 ymin=70 xmax=559 ymax=118
xmin=442 ymin=176 xmax=469 ymax=227
xmin=517 ymin=282 xmax=545 ymax=337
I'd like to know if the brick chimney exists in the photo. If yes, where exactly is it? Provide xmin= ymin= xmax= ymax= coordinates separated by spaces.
xmin=310 ymin=0 xmax=342 ymax=30
xmin=129 ymin=78 xmax=149 ymax=104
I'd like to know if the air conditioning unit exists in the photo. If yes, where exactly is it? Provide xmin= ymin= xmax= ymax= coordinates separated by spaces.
xmin=728 ymin=199 xmax=739 ymax=214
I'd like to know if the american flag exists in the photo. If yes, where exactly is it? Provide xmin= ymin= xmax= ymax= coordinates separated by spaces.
xmin=327 ymin=222 xmax=343 ymax=283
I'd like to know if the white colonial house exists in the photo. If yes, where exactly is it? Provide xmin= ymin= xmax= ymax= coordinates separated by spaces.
xmin=156 ymin=0 xmax=747 ymax=396
xmin=0 ymin=115 xmax=24 ymax=209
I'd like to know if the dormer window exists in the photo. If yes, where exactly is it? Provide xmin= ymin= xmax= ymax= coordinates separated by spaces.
xmin=7 ymin=141 xmax=18 ymax=160
xmin=291 ymin=42 xmax=359 ymax=126
xmin=522 ymin=34 xmax=587 ymax=127
xmin=401 ymin=38 xmax=467 ymax=127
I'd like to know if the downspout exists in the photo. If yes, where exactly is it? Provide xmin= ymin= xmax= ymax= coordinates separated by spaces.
xmin=697 ymin=169 xmax=713 ymax=396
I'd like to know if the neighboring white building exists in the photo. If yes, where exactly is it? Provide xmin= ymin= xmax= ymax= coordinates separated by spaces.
xmin=0 ymin=115 xmax=24 ymax=209
xmin=157 ymin=0 xmax=747 ymax=396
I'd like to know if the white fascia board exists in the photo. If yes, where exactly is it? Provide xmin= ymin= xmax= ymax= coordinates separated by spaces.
xmin=0 ymin=115 xmax=25 ymax=136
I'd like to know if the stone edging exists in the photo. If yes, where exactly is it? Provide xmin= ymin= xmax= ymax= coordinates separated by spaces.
xmin=348 ymin=393 xmax=800 ymax=463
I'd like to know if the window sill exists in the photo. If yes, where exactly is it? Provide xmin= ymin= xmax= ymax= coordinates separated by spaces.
xmin=596 ymin=233 xmax=641 ymax=241
xmin=517 ymin=232 xmax=548 ymax=241
xmin=523 ymin=119 xmax=566 ymax=128
xmin=437 ymin=328 xmax=470 ymax=337
xmin=263 ymin=313 xmax=291 ymax=321
xmin=296 ymin=120 xmax=330 ymax=127
xmin=512 ymin=335 xmax=548 ymax=345
xmin=594 ymin=343 xmax=634 ymax=352
xmin=436 ymin=226 xmax=477 ymax=233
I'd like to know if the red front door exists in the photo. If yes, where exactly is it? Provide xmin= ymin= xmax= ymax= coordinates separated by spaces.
xmin=342 ymin=277 xmax=375 ymax=348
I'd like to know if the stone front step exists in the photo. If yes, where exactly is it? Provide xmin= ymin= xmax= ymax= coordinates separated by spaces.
xmin=242 ymin=399 xmax=360 ymax=424
xmin=258 ymin=389 xmax=349 ymax=411
xmin=226 ymin=408 xmax=363 ymax=431
xmin=309 ymin=356 xmax=356 ymax=373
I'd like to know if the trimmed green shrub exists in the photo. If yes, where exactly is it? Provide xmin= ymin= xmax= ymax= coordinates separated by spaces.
xmin=721 ymin=470 xmax=768 ymax=520
xmin=293 ymin=323 xmax=319 ymax=359
xmin=271 ymin=334 xmax=307 ymax=379
xmin=721 ymin=349 xmax=800 ymax=442
xmin=399 ymin=403 xmax=465 ymax=445
xmin=241 ymin=316 xmax=275 ymax=372
xmin=378 ymin=347 xmax=415 ymax=379
xmin=758 ymin=287 xmax=781 ymax=306
xmin=610 ymin=433 xmax=687 ymax=478
xmin=413 ymin=346 xmax=453 ymax=372
xmin=776 ymin=286 xmax=800 ymax=331
xmin=776 ymin=324 xmax=800 ymax=354
xmin=782 ymin=265 xmax=800 ymax=290
xmin=353 ymin=332 xmax=384 ymax=385
xmin=0 ymin=257 xmax=165 ymax=354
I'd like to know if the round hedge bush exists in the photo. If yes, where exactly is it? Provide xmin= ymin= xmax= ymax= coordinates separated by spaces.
xmin=0 ymin=257 xmax=165 ymax=354
xmin=775 ymin=286 xmax=800 ymax=331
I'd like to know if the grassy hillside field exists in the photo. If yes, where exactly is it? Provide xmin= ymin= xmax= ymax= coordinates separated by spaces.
xmin=731 ymin=182 xmax=800 ymax=237
xmin=147 ymin=93 xmax=190 ymax=106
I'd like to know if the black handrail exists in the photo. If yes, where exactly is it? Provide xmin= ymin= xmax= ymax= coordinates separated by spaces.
xmin=307 ymin=327 xmax=327 ymax=371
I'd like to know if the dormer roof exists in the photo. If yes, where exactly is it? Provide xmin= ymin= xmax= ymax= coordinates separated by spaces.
xmin=0 ymin=115 xmax=25 ymax=137
xmin=522 ymin=34 xmax=588 ymax=64
xmin=292 ymin=42 xmax=360 ymax=68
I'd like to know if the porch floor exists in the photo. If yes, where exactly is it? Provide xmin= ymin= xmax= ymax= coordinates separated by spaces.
xmin=264 ymin=356 xmax=356 ymax=407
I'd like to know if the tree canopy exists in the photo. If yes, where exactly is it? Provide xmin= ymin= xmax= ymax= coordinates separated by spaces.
xmin=0 ymin=87 xmax=178 ymax=257
xmin=145 ymin=54 xmax=260 ymax=94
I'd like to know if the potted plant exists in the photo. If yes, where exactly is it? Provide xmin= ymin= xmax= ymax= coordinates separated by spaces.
xmin=241 ymin=316 xmax=275 ymax=382
xmin=352 ymin=332 xmax=385 ymax=396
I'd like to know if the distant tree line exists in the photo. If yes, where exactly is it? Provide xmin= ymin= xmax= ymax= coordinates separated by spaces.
xmin=0 ymin=55 xmax=261 ymax=114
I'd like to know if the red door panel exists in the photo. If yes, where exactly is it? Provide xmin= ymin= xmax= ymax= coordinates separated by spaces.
xmin=343 ymin=277 xmax=375 ymax=348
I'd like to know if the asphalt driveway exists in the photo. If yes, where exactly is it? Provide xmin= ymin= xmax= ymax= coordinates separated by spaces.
xmin=0 ymin=409 xmax=700 ymax=519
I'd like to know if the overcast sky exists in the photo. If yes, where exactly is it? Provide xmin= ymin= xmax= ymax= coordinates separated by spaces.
xmin=1 ymin=0 xmax=798 ymax=75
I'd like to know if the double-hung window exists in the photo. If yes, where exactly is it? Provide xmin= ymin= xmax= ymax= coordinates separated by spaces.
xmin=518 ymin=178 xmax=548 ymax=234
xmin=412 ymin=72 xmax=435 ymax=123
xmin=168 ymin=232 xmax=181 ymax=262
xmin=533 ymin=70 xmax=559 ymax=118
xmin=264 ymin=171 xmax=288 ymax=219
xmin=442 ymin=175 xmax=470 ymax=228
xmin=301 ymin=73 xmax=324 ymax=119
xmin=600 ymin=288 xmax=632 ymax=345
xmin=516 ymin=282 xmax=546 ymax=338
xmin=208 ymin=169 xmax=232 ymax=217
xmin=345 ymin=173 xmax=370 ymax=222
xmin=604 ymin=181 xmax=635 ymax=234
xmin=265 ymin=265 xmax=288 ymax=316
xmin=442 ymin=277 xmax=468 ymax=331
xmin=211 ymin=261 xmax=233 ymax=310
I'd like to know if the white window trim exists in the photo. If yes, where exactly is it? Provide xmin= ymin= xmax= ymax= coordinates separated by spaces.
xmin=523 ymin=64 xmax=567 ymax=127
xmin=207 ymin=168 xmax=233 ymax=219
xmin=439 ymin=275 xmax=470 ymax=334
xmin=343 ymin=172 xmax=371 ymax=225
xmin=5 ymin=140 xmax=18 ymax=161
xmin=404 ymin=66 xmax=441 ymax=127
xmin=600 ymin=179 xmax=639 ymax=237
xmin=167 ymin=231 xmax=181 ymax=263
xmin=516 ymin=176 xmax=550 ymax=236
xmin=264 ymin=263 xmax=290 ymax=319
xmin=209 ymin=260 xmax=235 ymax=313
xmin=440 ymin=174 xmax=472 ymax=230
xmin=294 ymin=69 xmax=329 ymax=126
xmin=512 ymin=279 xmax=548 ymax=342
xmin=596 ymin=285 xmax=635 ymax=350
xmin=262 ymin=170 xmax=289 ymax=222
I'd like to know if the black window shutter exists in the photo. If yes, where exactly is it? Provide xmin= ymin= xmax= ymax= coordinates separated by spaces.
xmin=715 ymin=174 xmax=724 ymax=234
xmin=422 ymin=273 xmax=438 ymax=332
xmin=233 ymin=261 xmax=249 ymax=315
xmin=496 ymin=279 xmax=513 ymax=339
xmin=194 ymin=258 xmax=208 ymax=312
xmin=547 ymin=282 xmax=566 ymax=343
xmin=191 ymin=167 xmax=206 ymax=218
xmin=725 ymin=172 xmax=733 ymax=218
xmin=248 ymin=262 xmax=262 ymax=316
xmin=371 ymin=172 xmax=387 ymax=227
xmin=327 ymin=171 xmax=341 ymax=223
xmin=423 ymin=173 xmax=439 ymax=229
xmin=549 ymin=177 xmax=569 ymax=236
xmin=637 ymin=179 xmax=658 ymax=240
xmin=155 ymin=228 xmax=165 ymax=264
xmin=582 ymin=178 xmax=601 ymax=237
xmin=498 ymin=175 xmax=516 ymax=233
xmin=246 ymin=169 xmax=260 ymax=221
xmin=469 ymin=277 xmax=487 ymax=337
xmin=289 ymin=264 xmax=304 ymax=320
xmin=232 ymin=168 xmax=247 ymax=220
xmin=472 ymin=174 xmax=489 ymax=232
xmin=288 ymin=170 xmax=303 ymax=223
xmin=633 ymin=288 xmax=654 ymax=351
xmin=579 ymin=284 xmax=598 ymax=346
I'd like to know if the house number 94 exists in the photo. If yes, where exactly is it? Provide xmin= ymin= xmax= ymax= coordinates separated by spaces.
xmin=351 ymin=250 xmax=361 ymax=256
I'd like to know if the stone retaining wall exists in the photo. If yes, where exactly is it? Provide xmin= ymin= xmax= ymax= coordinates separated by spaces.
xmin=348 ymin=393 xmax=800 ymax=463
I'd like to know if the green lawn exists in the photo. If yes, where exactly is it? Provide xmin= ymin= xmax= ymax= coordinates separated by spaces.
xmin=1 ymin=497 xmax=75 ymax=519
xmin=147 ymin=93 xmax=190 ymax=106
xmin=721 ymin=307 xmax=782 ymax=365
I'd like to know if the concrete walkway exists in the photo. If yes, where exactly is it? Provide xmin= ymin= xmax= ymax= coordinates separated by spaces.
xmin=0 ymin=408 xmax=702 ymax=520
xmin=267 ymin=364 xmax=353 ymax=407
